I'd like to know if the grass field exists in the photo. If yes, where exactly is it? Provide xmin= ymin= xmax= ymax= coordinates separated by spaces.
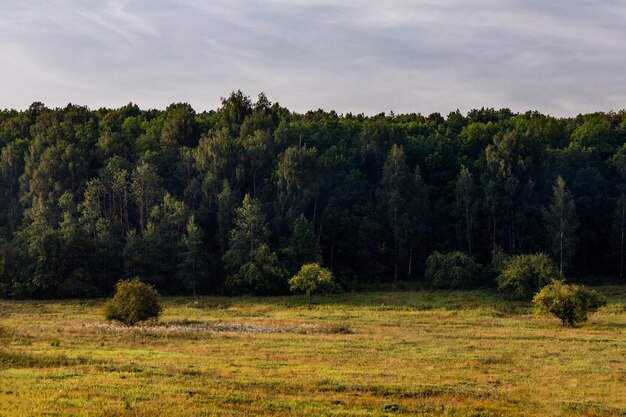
xmin=0 ymin=288 xmax=625 ymax=417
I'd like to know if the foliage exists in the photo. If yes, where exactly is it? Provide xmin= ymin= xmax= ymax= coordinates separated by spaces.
xmin=454 ymin=165 xmax=478 ymax=255
xmin=543 ymin=176 xmax=579 ymax=276
xmin=225 ymin=244 xmax=287 ymax=295
xmin=425 ymin=251 xmax=482 ymax=289
xmin=497 ymin=253 xmax=558 ymax=299
xmin=104 ymin=278 xmax=162 ymax=325
xmin=0 ymin=95 xmax=623 ymax=298
xmin=177 ymin=215 xmax=206 ymax=295
xmin=288 ymin=263 xmax=338 ymax=302
xmin=282 ymin=214 xmax=321 ymax=275
xmin=223 ymin=194 xmax=286 ymax=294
xmin=533 ymin=281 xmax=608 ymax=326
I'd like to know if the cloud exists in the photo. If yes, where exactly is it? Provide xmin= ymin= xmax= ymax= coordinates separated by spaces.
xmin=0 ymin=0 xmax=624 ymax=116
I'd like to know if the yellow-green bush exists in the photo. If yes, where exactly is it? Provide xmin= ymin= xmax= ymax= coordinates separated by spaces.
xmin=533 ymin=281 xmax=607 ymax=327
xmin=288 ymin=263 xmax=338 ymax=303
xmin=497 ymin=253 xmax=557 ymax=299
xmin=104 ymin=278 xmax=162 ymax=326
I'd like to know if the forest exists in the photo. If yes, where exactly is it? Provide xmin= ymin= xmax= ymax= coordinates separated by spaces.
xmin=0 ymin=91 xmax=625 ymax=298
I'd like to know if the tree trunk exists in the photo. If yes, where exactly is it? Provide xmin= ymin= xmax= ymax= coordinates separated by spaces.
xmin=492 ymin=206 xmax=496 ymax=251
xmin=619 ymin=199 xmax=626 ymax=280
xmin=312 ymin=190 xmax=318 ymax=228
xmin=407 ymin=239 xmax=413 ymax=280
xmin=139 ymin=201 xmax=145 ymax=233
xmin=394 ymin=261 xmax=398 ymax=283
xmin=465 ymin=199 xmax=472 ymax=255
xmin=560 ymin=205 xmax=564 ymax=277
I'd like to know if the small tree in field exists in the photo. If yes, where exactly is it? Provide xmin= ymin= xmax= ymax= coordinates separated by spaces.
xmin=104 ymin=278 xmax=162 ymax=326
xmin=425 ymin=251 xmax=481 ymax=289
xmin=288 ymin=263 xmax=337 ymax=303
xmin=497 ymin=253 xmax=557 ymax=299
xmin=533 ymin=281 xmax=607 ymax=327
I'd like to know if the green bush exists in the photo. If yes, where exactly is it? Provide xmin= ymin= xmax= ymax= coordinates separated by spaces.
xmin=533 ymin=281 xmax=607 ymax=326
xmin=288 ymin=263 xmax=338 ymax=303
xmin=104 ymin=278 xmax=162 ymax=326
xmin=425 ymin=251 xmax=481 ymax=289
xmin=496 ymin=253 xmax=558 ymax=299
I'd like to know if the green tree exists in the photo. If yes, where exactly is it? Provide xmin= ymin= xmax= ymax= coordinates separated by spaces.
xmin=195 ymin=128 xmax=235 ymax=181
xmin=161 ymin=103 xmax=198 ymax=148
xmin=240 ymin=130 xmax=271 ymax=196
xmin=217 ymin=90 xmax=252 ymax=137
xmin=275 ymin=145 xmax=320 ymax=232
xmin=288 ymin=263 xmax=337 ymax=303
xmin=0 ymin=142 xmax=25 ymax=235
xmin=611 ymin=147 xmax=626 ymax=279
xmin=486 ymin=127 xmax=546 ymax=253
xmin=282 ymin=214 xmax=321 ymax=275
xmin=146 ymin=193 xmax=190 ymax=291
xmin=177 ymin=215 xmax=205 ymax=295
xmin=406 ymin=166 xmax=429 ymax=279
xmin=227 ymin=243 xmax=286 ymax=294
xmin=57 ymin=191 xmax=94 ymax=297
xmin=100 ymin=157 xmax=132 ymax=234
xmin=379 ymin=144 xmax=410 ymax=282
xmin=497 ymin=253 xmax=558 ymax=299
xmin=131 ymin=162 xmax=163 ymax=232
xmin=123 ymin=229 xmax=144 ymax=278
xmin=425 ymin=251 xmax=481 ymax=289
xmin=543 ymin=176 xmax=579 ymax=276
xmin=613 ymin=193 xmax=626 ymax=279
xmin=216 ymin=180 xmax=238 ymax=254
xmin=227 ymin=194 xmax=269 ymax=255
xmin=533 ymin=281 xmax=607 ymax=327
xmin=223 ymin=194 xmax=284 ymax=293
xmin=455 ymin=165 xmax=478 ymax=255
xmin=93 ymin=218 xmax=121 ymax=292
xmin=12 ymin=200 xmax=64 ymax=297
xmin=20 ymin=140 xmax=88 ymax=215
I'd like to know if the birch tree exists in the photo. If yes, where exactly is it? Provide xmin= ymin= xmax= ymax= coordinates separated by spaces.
xmin=543 ymin=176 xmax=579 ymax=276
xmin=455 ymin=165 xmax=478 ymax=255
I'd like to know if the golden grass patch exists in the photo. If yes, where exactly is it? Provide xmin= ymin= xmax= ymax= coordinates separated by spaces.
xmin=0 ymin=288 xmax=624 ymax=416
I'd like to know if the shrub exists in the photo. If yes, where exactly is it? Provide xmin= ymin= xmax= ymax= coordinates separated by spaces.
xmin=104 ymin=278 xmax=162 ymax=326
xmin=425 ymin=251 xmax=481 ymax=289
xmin=533 ymin=281 xmax=607 ymax=326
xmin=497 ymin=253 xmax=557 ymax=299
xmin=288 ymin=263 xmax=338 ymax=303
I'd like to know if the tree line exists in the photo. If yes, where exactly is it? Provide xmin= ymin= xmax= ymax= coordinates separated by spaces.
xmin=0 ymin=92 xmax=624 ymax=298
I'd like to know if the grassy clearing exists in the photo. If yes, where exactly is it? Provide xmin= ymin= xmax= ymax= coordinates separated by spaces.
xmin=0 ymin=288 xmax=624 ymax=416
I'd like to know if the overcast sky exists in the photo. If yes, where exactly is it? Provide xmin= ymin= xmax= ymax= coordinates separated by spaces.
xmin=1 ymin=0 xmax=625 ymax=116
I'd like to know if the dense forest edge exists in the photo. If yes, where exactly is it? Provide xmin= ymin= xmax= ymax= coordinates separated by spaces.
xmin=0 ymin=91 xmax=625 ymax=298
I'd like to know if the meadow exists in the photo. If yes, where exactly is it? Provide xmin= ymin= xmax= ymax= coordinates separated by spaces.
xmin=0 ymin=288 xmax=624 ymax=417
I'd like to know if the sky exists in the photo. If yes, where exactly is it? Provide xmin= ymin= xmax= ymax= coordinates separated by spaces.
xmin=0 ymin=0 xmax=625 ymax=116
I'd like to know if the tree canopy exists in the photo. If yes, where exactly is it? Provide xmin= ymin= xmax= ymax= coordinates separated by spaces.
xmin=0 ymin=94 xmax=624 ymax=297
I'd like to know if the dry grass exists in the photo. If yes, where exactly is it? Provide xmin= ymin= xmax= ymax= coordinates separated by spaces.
xmin=0 ymin=287 xmax=624 ymax=416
